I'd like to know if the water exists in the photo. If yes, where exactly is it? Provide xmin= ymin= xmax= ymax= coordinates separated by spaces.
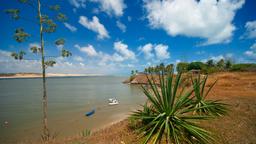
xmin=0 ymin=76 xmax=146 ymax=143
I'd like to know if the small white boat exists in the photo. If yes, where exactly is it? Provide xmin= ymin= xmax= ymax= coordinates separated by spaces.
xmin=108 ymin=98 xmax=119 ymax=105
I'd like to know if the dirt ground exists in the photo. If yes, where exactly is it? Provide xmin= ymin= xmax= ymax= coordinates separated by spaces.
xmin=52 ymin=72 xmax=256 ymax=144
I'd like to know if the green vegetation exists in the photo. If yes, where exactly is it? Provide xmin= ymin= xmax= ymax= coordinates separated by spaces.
xmin=131 ymin=68 xmax=228 ymax=144
xmin=176 ymin=62 xmax=189 ymax=73
xmin=129 ymin=70 xmax=139 ymax=81
xmin=143 ymin=60 xmax=255 ymax=75
xmin=4 ymin=9 xmax=20 ymax=20
xmin=80 ymin=129 xmax=91 ymax=137
xmin=230 ymin=63 xmax=256 ymax=71
xmin=187 ymin=62 xmax=207 ymax=72
xmin=11 ymin=50 xmax=26 ymax=60
xmin=131 ymin=70 xmax=139 ymax=75
xmin=191 ymin=75 xmax=228 ymax=116
xmin=140 ymin=60 xmax=256 ymax=81
xmin=143 ymin=59 xmax=256 ymax=75
xmin=176 ymin=59 xmax=256 ymax=74
xmin=13 ymin=28 xmax=30 ymax=42
xmin=144 ymin=63 xmax=173 ymax=73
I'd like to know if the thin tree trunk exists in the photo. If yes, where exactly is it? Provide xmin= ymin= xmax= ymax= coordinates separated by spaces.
xmin=37 ymin=0 xmax=49 ymax=141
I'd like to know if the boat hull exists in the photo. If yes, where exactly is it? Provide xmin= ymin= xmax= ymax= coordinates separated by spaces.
xmin=85 ymin=109 xmax=95 ymax=116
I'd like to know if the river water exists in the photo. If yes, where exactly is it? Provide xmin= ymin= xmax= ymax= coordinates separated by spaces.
xmin=0 ymin=76 xmax=145 ymax=143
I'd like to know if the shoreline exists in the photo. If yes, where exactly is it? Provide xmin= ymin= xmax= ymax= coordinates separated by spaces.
xmin=92 ymin=113 xmax=128 ymax=132
xmin=52 ymin=117 xmax=133 ymax=144
xmin=0 ymin=73 xmax=104 ymax=79
xmin=48 ymin=111 xmax=133 ymax=144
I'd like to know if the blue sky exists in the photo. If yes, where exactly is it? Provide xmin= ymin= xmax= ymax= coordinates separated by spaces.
xmin=0 ymin=0 xmax=256 ymax=75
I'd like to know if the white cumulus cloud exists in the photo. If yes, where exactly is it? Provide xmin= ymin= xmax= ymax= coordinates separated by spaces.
xmin=144 ymin=0 xmax=245 ymax=45
xmin=154 ymin=44 xmax=170 ymax=60
xmin=244 ymin=42 xmax=256 ymax=60
xmin=139 ymin=43 xmax=170 ymax=60
xmin=210 ymin=55 xmax=225 ymax=62
xmin=111 ymin=53 xmax=125 ymax=62
xmin=75 ymin=42 xmax=136 ymax=66
xmin=91 ymin=0 xmax=126 ymax=17
xmin=241 ymin=20 xmax=256 ymax=39
xmin=75 ymin=44 xmax=98 ymax=57
xmin=114 ymin=41 xmax=136 ymax=60
xmin=64 ymin=22 xmax=77 ymax=32
xmin=201 ymin=53 xmax=234 ymax=63
xmin=138 ymin=43 xmax=154 ymax=60
xmin=79 ymin=16 xmax=109 ymax=39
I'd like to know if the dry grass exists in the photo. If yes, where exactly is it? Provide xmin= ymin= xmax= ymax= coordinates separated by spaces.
xmin=51 ymin=72 xmax=256 ymax=144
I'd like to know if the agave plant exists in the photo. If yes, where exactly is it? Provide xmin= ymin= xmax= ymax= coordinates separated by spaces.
xmin=131 ymin=69 xmax=228 ymax=144
xmin=191 ymin=75 xmax=228 ymax=116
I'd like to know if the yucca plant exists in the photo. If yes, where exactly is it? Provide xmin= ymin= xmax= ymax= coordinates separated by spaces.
xmin=191 ymin=75 xmax=228 ymax=116
xmin=131 ymin=69 xmax=228 ymax=144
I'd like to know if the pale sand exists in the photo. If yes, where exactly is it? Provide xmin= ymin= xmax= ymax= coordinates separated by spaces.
xmin=0 ymin=73 xmax=103 ymax=79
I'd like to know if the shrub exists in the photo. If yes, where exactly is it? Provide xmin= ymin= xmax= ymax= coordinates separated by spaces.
xmin=231 ymin=63 xmax=256 ymax=72
xmin=176 ymin=62 xmax=189 ymax=73
xmin=187 ymin=62 xmax=208 ymax=73
xmin=131 ymin=69 xmax=228 ymax=144
xmin=206 ymin=67 xmax=219 ymax=74
xmin=191 ymin=75 xmax=228 ymax=116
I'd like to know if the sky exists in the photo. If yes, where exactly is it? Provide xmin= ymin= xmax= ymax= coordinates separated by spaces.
xmin=0 ymin=0 xmax=256 ymax=75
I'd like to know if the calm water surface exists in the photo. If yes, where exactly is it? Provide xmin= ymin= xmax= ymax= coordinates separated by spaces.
xmin=0 ymin=76 xmax=145 ymax=143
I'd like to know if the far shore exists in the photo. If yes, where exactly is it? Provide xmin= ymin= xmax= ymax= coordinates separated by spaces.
xmin=0 ymin=73 xmax=104 ymax=79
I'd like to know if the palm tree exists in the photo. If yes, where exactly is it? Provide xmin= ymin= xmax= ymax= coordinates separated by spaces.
xmin=131 ymin=70 xmax=135 ymax=75
xmin=131 ymin=69 xmax=228 ymax=144
xmin=225 ymin=60 xmax=232 ymax=70
xmin=206 ymin=59 xmax=215 ymax=67
xmin=217 ymin=59 xmax=225 ymax=70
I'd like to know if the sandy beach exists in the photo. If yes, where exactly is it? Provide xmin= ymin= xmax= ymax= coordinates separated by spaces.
xmin=0 ymin=73 xmax=103 ymax=79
